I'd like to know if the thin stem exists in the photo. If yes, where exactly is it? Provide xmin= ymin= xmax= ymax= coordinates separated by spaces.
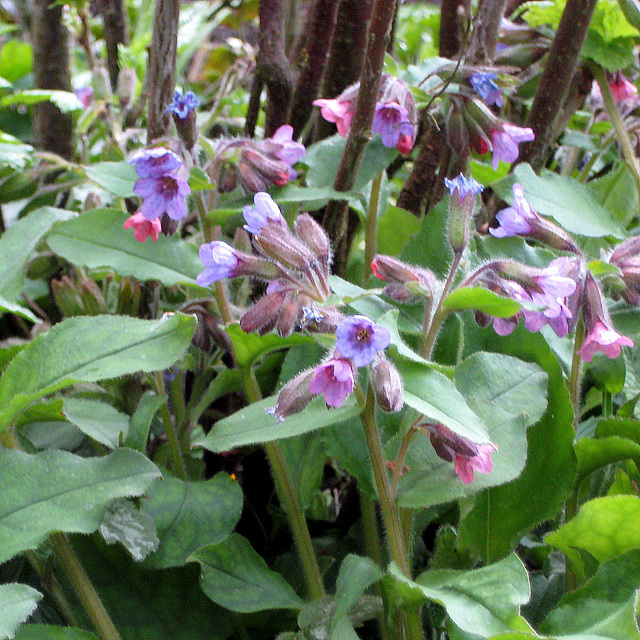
xmin=363 ymin=172 xmax=383 ymax=285
xmin=591 ymin=64 xmax=640 ymax=202
xmin=240 ymin=368 xmax=325 ymax=600
xmin=153 ymin=371 xmax=187 ymax=480
xmin=568 ymin=316 xmax=585 ymax=430
xmin=391 ymin=421 xmax=421 ymax=496
xmin=360 ymin=491 xmax=383 ymax=567
xmin=420 ymin=253 xmax=463 ymax=359
xmin=50 ymin=533 xmax=124 ymax=640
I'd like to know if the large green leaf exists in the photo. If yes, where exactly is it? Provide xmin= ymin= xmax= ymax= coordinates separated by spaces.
xmin=14 ymin=625 xmax=98 ymax=640
xmin=142 ymin=472 xmax=243 ymax=569
xmin=189 ymin=533 xmax=304 ymax=612
xmin=0 ymin=207 xmax=74 ymax=303
xmin=457 ymin=327 xmax=577 ymax=562
xmin=0 ymin=448 xmax=160 ymax=564
xmin=0 ymin=584 xmax=41 ymax=640
xmin=198 ymin=395 xmax=361 ymax=452
xmin=47 ymin=209 xmax=203 ymax=287
xmin=575 ymin=436 xmax=640 ymax=485
xmin=545 ymin=495 xmax=640 ymax=581
xmin=388 ymin=554 xmax=532 ymax=637
xmin=493 ymin=164 xmax=623 ymax=238
xmin=396 ymin=352 xmax=546 ymax=510
xmin=444 ymin=287 xmax=522 ymax=317
xmin=0 ymin=314 xmax=195 ymax=430
xmin=84 ymin=162 xmax=138 ymax=198
xmin=65 ymin=535 xmax=233 ymax=640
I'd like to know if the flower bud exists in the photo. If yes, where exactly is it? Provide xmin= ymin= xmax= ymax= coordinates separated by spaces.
xmin=116 ymin=277 xmax=141 ymax=316
xmin=117 ymin=67 xmax=137 ymax=109
xmin=276 ymin=293 xmax=300 ymax=337
xmin=241 ymin=148 xmax=291 ymax=187
xmin=78 ymin=278 xmax=109 ymax=315
xmin=51 ymin=276 xmax=85 ymax=316
xmin=294 ymin=213 xmax=332 ymax=264
xmin=372 ymin=358 xmax=404 ymax=412
xmin=240 ymin=291 xmax=287 ymax=335
xmin=267 ymin=369 xmax=316 ymax=423
xmin=253 ymin=225 xmax=317 ymax=270
xmin=610 ymin=235 xmax=640 ymax=267
xmin=445 ymin=174 xmax=483 ymax=254
xmin=372 ymin=255 xmax=438 ymax=301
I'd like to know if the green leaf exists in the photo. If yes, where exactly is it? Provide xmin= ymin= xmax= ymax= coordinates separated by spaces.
xmin=597 ymin=417 xmax=640 ymax=444
xmin=14 ymin=625 xmax=99 ymax=640
xmin=0 ymin=90 xmax=83 ymax=112
xmin=377 ymin=205 xmax=422 ymax=256
xmin=0 ymin=141 xmax=34 ymax=170
xmin=124 ymin=393 xmax=164 ymax=452
xmin=279 ymin=431 xmax=327 ymax=509
xmin=198 ymin=395 xmax=362 ymax=452
xmin=0 ymin=297 xmax=38 ymax=323
xmin=0 ymin=584 xmax=41 ymax=640
xmin=457 ymin=327 xmax=576 ymax=562
xmin=444 ymin=287 xmax=522 ymax=317
xmin=189 ymin=533 xmax=304 ymax=612
xmin=84 ymin=162 xmax=138 ymax=198
xmin=99 ymin=499 xmax=160 ymax=561
xmin=0 ymin=314 xmax=195 ymax=430
xmin=545 ymin=495 xmax=640 ymax=581
xmin=141 ymin=472 xmax=242 ymax=569
xmin=47 ymin=209 xmax=203 ymax=287
xmin=226 ymin=323 xmax=315 ymax=370
xmin=589 ymin=164 xmax=639 ymax=227
xmin=583 ymin=32 xmax=636 ymax=71
xmin=65 ymin=534 xmax=233 ymax=640
xmin=63 ymin=397 xmax=129 ymax=448
xmin=0 ymin=207 xmax=74 ymax=303
xmin=493 ymin=164 xmax=624 ymax=238
xmin=388 ymin=554 xmax=532 ymax=636
xmin=575 ymin=436 xmax=640 ymax=485
xmin=0 ymin=448 xmax=160 ymax=564
xmin=0 ymin=40 xmax=33 ymax=82
xmin=618 ymin=0 xmax=640 ymax=30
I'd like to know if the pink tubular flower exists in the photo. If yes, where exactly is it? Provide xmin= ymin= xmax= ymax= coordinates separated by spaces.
xmin=312 ymin=98 xmax=354 ymax=137
xmin=123 ymin=212 xmax=161 ymax=242
xmin=490 ymin=184 xmax=536 ymax=237
xmin=490 ymin=124 xmax=534 ymax=169
xmin=309 ymin=358 xmax=355 ymax=408
xmin=425 ymin=422 xmax=497 ymax=484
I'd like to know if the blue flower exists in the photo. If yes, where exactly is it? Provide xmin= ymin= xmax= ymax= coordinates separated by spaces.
xmin=166 ymin=89 xmax=201 ymax=120
xmin=128 ymin=147 xmax=182 ymax=179
xmin=444 ymin=174 xmax=483 ymax=200
xmin=133 ymin=173 xmax=191 ymax=221
xmin=197 ymin=241 xmax=239 ymax=286
xmin=242 ymin=192 xmax=286 ymax=235
xmin=335 ymin=315 xmax=391 ymax=367
xmin=469 ymin=72 xmax=504 ymax=108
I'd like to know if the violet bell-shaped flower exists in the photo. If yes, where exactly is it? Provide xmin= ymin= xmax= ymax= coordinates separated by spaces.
xmin=242 ymin=192 xmax=286 ymax=234
xmin=469 ymin=72 xmax=504 ymax=108
xmin=579 ymin=271 xmax=634 ymax=362
xmin=128 ymin=147 xmax=182 ymax=179
xmin=309 ymin=357 xmax=356 ymax=408
xmin=335 ymin=315 xmax=391 ymax=367
xmin=490 ymin=123 xmax=534 ymax=169
xmin=133 ymin=172 xmax=190 ymax=221
xmin=424 ymin=422 xmax=497 ymax=484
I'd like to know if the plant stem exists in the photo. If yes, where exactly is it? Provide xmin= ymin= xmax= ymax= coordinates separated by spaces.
xmin=153 ymin=371 xmax=187 ymax=480
xmin=360 ymin=491 xmax=383 ymax=567
xmin=568 ymin=316 xmax=585 ymax=430
xmin=591 ymin=64 xmax=640 ymax=202
xmin=240 ymin=368 xmax=325 ymax=600
xmin=363 ymin=171 xmax=383 ymax=285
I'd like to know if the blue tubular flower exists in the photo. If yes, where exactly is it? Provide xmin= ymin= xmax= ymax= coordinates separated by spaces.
xmin=445 ymin=174 xmax=483 ymax=200
xmin=197 ymin=242 xmax=239 ymax=286
xmin=242 ymin=192 xmax=286 ymax=234
xmin=133 ymin=173 xmax=191 ymax=220
xmin=335 ymin=315 xmax=391 ymax=367
xmin=469 ymin=72 xmax=504 ymax=108
xmin=166 ymin=89 xmax=200 ymax=120
xmin=128 ymin=147 xmax=182 ymax=178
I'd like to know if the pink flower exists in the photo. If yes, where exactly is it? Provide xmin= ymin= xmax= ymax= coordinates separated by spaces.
xmin=123 ymin=212 xmax=161 ymax=242
xmin=312 ymin=98 xmax=354 ymax=137
xmin=309 ymin=358 xmax=355 ymax=408
xmin=425 ymin=422 xmax=497 ymax=484
xmin=580 ymin=319 xmax=634 ymax=363
xmin=490 ymin=124 xmax=534 ymax=169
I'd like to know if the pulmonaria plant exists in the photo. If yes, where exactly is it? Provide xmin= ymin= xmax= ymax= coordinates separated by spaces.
xmin=166 ymin=88 xmax=200 ymax=150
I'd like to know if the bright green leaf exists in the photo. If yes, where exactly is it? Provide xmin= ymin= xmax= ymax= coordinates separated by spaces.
xmin=0 ymin=448 xmax=160 ymax=564
xmin=444 ymin=287 xmax=522 ymax=317
xmin=575 ymin=436 xmax=640 ymax=485
xmin=84 ymin=162 xmax=138 ymax=198
xmin=0 ymin=40 xmax=33 ymax=82
xmin=14 ymin=625 xmax=99 ymax=640
xmin=47 ymin=209 xmax=203 ymax=287
xmin=0 ymin=314 xmax=196 ymax=430
xmin=190 ymin=533 xmax=304 ymax=612
xmin=0 ymin=90 xmax=83 ymax=112
xmin=0 ymin=584 xmax=41 ymax=640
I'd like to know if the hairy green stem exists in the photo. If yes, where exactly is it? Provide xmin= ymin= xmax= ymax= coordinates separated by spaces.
xmin=363 ymin=172 xmax=383 ymax=284
xmin=568 ymin=316 xmax=585 ymax=430
xmin=240 ymin=368 xmax=325 ymax=600
xmin=591 ymin=64 xmax=640 ymax=202
xmin=153 ymin=371 xmax=187 ymax=480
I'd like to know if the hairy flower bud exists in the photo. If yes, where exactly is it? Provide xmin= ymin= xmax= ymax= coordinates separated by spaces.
xmin=372 ymin=358 xmax=404 ymax=412
xmin=445 ymin=174 xmax=483 ymax=254
xmin=268 ymin=369 xmax=316 ymax=423
xmin=253 ymin=225 xmax=317 ymax=270
xmin=276 ymin=293 xmax=300 ymax=337
xmin=294 ymin=214 xmax=332 ymax=264
xmin=240 ymin=291 xmax=287 ymax=335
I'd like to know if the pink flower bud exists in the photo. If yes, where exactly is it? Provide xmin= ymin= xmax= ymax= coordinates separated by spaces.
xmin=268 ymin=369 xmax=316 ymax=422
xmin=294 ymin=214 xmax=332 ymax=264
xmin=372 ymin=358 xmax=404 ymax=412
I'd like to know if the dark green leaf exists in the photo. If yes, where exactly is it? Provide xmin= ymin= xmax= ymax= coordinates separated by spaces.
xmin=63 ymin=397 xmax=129 ymax=449
xmin=14 ymin=625 xmax=99 ymax=640
xmin=575 ymin=436 xmax=640 ymax=485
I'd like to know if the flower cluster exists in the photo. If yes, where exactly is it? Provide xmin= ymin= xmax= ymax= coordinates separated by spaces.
xmin=125 ymin=147 xmax=191 ymax=240
xmin=313 ymin=75 xmax=416 ymax=155
xmin=469 ymin=72 xmax=504 ymax=108
xmin=166 ymin=89 xmax=200 ymax=150
xmin=216 ymin=125 xmax=305 ymax=193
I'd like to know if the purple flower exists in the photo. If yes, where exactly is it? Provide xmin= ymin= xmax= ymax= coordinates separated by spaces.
xmin=270 ymin=125 xmax=306 ymax=172
xmin=372 ymin=101 xmax=414 ymax=150
xmin=445 ymin=174 xmax=483 ymax=200
xmin=133 ymin=173 xmax=191 ymax=220
xmin=335 ymin=315 xmax=391 ymax=367
xmin=469 ymin=72 xmax=504 ymax=108
xmin=309 ymin=358 xmax=355 ymax=407
xmin=490 ymin=183 xmax=536 ymax=237
xmin=75 ymin=86 xmax=94 ymax=109
xmin=243 ymin=192 xmax=286 ymax=234
xmin=580 ymin=320 xmax=634 ymax=362
xmin=490 ymin=124 xmax=534 ymax=170
xmin=166 ymin=89 xmax=200 ymax=120
xmin=128 ymin=147 xmax=183 ymax=179
xmin=197 ymin=242 xmax=239 ymax=286
xmin=425 ymin=423 xmax=497 ymax=484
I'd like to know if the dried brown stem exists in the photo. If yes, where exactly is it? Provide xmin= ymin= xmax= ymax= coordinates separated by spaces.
xmin=519 ymin=0 xmax=598 ymax=170
xmin=146 ymin=0 xmax=179 ymax=143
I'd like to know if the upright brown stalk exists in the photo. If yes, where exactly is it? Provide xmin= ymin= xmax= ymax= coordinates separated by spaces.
xmin=287 ymin=0 xmax=340 ymax=137
xmin=99 ymin=0 xmax=130 ymax=91
xmin=146 ymin=0 xmax=179 ymax=143
xmin=439 ymin=0 xmax=465 ymax=58
xmin=468 ymin=0 xmax=509 ymax=63
xmin=31 ymin=0 xmax=73 ymax=160
xmin=314 ymin=0 xmax=373 ymax=141
xmin=258 ymin=0 xmax=293 ymax=136
xmin=322 ymin=0 xmax=398 ymax=272
xmin=519 ymin=0 xmax=598 ymax=170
